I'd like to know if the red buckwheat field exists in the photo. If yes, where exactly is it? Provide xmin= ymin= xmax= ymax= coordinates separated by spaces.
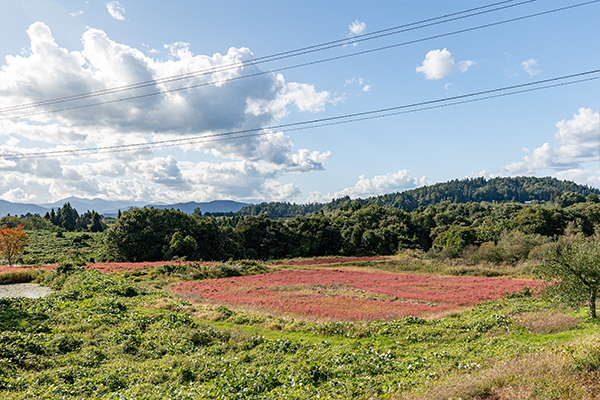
xmin=173 ymin=269 xmax=541 ymax=320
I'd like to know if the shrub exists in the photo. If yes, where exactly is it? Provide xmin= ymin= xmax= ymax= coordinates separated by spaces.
xmin=497 ymin=230 xmax=551 ymax=263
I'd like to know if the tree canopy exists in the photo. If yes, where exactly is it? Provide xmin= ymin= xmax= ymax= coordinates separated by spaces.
xmin=540 ymin=233 xmax=600 ymax=318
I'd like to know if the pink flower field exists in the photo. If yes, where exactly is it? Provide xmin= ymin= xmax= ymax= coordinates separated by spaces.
xmin=173 ymin=269 xmax=541 ymax=320
xmin=272 ymin=256 xmax=387 ymax=267
xmin=0 ymin=260 xmax=203 ymax=274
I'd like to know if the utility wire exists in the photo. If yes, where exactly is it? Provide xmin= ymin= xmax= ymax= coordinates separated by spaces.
xmin=2 ymin=0 xmax=596 ymax=121
xmin=0 ymin=0 xmax=522 ymax=113
xmin=109 ymin=74 xmax=600 ymax=155
xmin=3 ymin=70 xmax=598 ymax=160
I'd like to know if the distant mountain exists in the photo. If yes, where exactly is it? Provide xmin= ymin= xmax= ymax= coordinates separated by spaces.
xmin=144 ymin=200 xmax=250 ymax=215
xmin=0 ymin=200 xmax=50 ymax=218
xmin=40 ymin=197 xmax=148 ymax=216
xmin=0 ymin=197 xmax=250 ymax=218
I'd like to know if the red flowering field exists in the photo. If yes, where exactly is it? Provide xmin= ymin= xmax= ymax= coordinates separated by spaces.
xmin=0 ymin=261 xmax=203 ymax=274
xmin=0 ymin=264 xmax=57 ymax=274
xmin=173 ymin=269 xmax=541 ymax=320
xmin=83 ymin=261 xmax=203 ymax=273
xmin=272 ymin=256 xmax=387 ymax=267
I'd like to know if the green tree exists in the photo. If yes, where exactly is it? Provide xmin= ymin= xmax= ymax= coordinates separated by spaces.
xmin=541 ymin=233 xmax=600 ymax=318
xmin=56 ymin=203 xmax=79 ymax=231
xmin=89 ymin=212 xmax=105 ymax=233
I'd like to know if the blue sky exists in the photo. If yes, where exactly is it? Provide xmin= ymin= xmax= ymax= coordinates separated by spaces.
xmin=0 ymin=0 xmax=598 ymax=205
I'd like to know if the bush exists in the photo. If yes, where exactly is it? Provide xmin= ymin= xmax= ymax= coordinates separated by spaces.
xmin=0 ymin=269 xmax=38 ymax=285
xmin=497 ymin=230 xmax=551 ymax=263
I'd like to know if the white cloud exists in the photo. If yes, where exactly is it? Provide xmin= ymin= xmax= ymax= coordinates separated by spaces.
xmin=106 ymin=1 xmax=126 ymax=21
xmin=344 ymin=77 xmax=363 ymax=87
xmin=70 ymin=11 xmax=84 ymax=17
xmin=0 ymin=22 xmax=333 ymax=203
xmin=499 ymin=108 xmax=600 ymax=186
xmin=521 ymin=59 xmax=541 ymax=77
xmin=554 ymin=107 xmax=599 ymax=162
xmin=246 ymin=74 xmax=330 ymax=119
xmin=361 ymin=85 xmax=371 ymax=92
xmin=416 ymin=48 xmax=475 ymax=80
xmin=307 ymin=169 xmax=426 ymax=202
xmin=349 ymin=20 xmax=366 ymax=35
xmin=335 ymin=170 xmax=421 ymax=198
xmin=260 ymin=181 xmax=301 ymax=202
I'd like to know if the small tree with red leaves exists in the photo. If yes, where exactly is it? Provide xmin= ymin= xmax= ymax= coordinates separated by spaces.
xmin=0 ymin=224 xmax=29 ymax=266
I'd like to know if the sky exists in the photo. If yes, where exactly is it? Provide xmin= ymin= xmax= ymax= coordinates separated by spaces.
xmin=0 ymin=0 xmax=599 ymax=205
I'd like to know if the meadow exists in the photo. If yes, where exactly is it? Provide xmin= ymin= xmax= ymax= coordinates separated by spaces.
xmin=0 ymin=257 xmax=599 ymax=399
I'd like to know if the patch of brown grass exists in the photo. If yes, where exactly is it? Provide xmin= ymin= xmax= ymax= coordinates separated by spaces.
xmin=516 ymin=310 xmax=580 ymax=334
xmin=400 ymin=336 xmax=600 ymax=400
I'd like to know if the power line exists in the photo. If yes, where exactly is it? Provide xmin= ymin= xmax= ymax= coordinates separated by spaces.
xmin=0 ymin=0 xmax=522 ymax=113
xmin=2 ymin=0 xmax=596 ymax=121
xmin=3 ymin=69 xmax=598 ymax=160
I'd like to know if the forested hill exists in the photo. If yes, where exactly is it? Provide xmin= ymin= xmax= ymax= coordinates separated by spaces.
xmin=366 ymin=176 xmax=600 ymax=211
xmin=233 ymin=177 xmax=600 ymax=218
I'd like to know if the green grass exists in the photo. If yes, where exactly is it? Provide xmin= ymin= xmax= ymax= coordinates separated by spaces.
xmin=19 ymin=230 xmax=107 ymax=265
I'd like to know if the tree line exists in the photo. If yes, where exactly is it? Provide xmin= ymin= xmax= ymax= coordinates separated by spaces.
xmin=104 ymin=194 xmax=600 ymax=263
xmin=232 ymin=177 xmax=600 ymax=218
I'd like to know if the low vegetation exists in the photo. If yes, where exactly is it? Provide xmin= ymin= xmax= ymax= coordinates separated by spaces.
xmin=0 ymin=263 xmax=599 ymax=399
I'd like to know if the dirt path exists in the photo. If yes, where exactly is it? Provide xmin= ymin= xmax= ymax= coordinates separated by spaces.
xmin=0 ymin=283 xmax=53 ymax=299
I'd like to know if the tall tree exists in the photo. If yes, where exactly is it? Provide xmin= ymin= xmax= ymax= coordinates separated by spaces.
xmin=541 ymin=233 xmax=600 ymax=318
xmin=56 ymin=203 xmax=79 ymax=231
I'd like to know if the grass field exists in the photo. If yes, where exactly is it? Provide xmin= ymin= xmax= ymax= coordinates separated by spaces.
xmin=0 ymin=257 xmax=598 ymax=399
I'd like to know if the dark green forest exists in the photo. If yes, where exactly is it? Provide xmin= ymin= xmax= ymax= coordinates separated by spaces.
xmin=231 ymin=177 xmax=600 ymax=219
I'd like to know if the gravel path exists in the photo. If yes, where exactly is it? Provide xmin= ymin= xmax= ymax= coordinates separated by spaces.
xmin=0 ymin=283 xmax=53 ymax=299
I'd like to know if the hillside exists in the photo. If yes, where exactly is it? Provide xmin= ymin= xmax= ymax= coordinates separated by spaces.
xmin=366 ymin=176 xmax=600 ymax=211
xmin=235 ymin=176 xmax=600 ymax=218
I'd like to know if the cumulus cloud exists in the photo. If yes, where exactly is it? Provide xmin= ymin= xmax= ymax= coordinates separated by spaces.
xmin=521 ymin=59 xmax=541 ymax=77
xmin=349 ymin=20 xmax=366 ymax=35
xmin=499 ymin=108 xmax=600 ymax=186
xmin=307 ymin=170 xmax=426 ymax=202
xmin=0 ymin=22 xmax=333 ymax=203
xmin=416 ymin=48 xmax=475 ymax=80
xmin=106 ymin=1 xmax=126 ymax=20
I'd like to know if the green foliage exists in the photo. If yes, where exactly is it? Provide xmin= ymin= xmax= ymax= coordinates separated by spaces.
xmin=149 ymin=260 xmax=273 ymax=282
xmin=19 ymin=230 xmax=106 ymax=265
xmin=496 ymin=230 xmax=551 ymax=263
xmin=0 ymin=214 xmax=48 ymax=230
xmin=539 ymin=233 xmax=600 ymax=318
xmin=0 ymin=269 xmax=39 ymax=285
xmin=105 ymin=207 xmax=222 ymax=262
xmin=53 ymin=203 xmax=79 ymax=231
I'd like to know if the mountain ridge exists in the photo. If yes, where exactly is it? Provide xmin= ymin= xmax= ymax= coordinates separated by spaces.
xmin=0 ymin=198 xmax=250 ymax=218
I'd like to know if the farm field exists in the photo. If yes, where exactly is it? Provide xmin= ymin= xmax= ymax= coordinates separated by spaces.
xmin=173 ymin=269 xmax=541 ymax=320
